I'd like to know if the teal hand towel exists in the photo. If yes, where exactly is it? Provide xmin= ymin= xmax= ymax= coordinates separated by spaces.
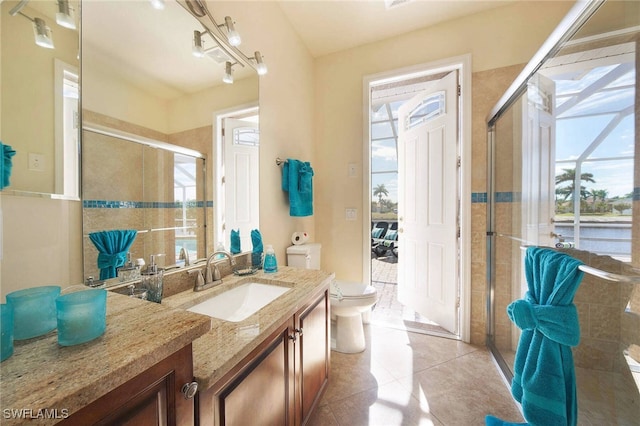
xmin=282 ymin=158 xmax=313 ymax=217
xmin=89 ymin=230 xmax=138 ymax=280
xmin=509 ymin=247 xmax=584 ymax=426
xmin=1 ymin=142 xmax=16 ymax=190
xmin=230 ymin=229 xmax=241 ymax=254
xmin=251 ymin=229 xmax=263 ymax=253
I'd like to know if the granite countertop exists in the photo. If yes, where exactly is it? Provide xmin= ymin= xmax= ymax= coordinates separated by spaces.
xmin=162 ymin=266 xmax=334 ymax=391
xmin=0 ymin=292 xmax=211 ymax=425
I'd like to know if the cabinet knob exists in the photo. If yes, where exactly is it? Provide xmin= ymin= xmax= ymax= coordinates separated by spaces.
xmin=288 ymin=333 xmax=297 ymax=342
xmin=295 ymin=328 xmax=303 ymax=336
xmin=181 ymin=381 xmax=198 ymax=400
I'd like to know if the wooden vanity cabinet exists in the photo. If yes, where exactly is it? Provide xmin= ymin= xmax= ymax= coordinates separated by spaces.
xmin=61 ymin=344 xmax=196 ymax=426
xmin=197 ymin=289 xmax=329 ymax=426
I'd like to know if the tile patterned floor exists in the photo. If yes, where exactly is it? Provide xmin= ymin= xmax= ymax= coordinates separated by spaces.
xmin=307 ymin=325 xmax=525 ymax=426
xmin=370 ymin=255 xmax=450 ymax=335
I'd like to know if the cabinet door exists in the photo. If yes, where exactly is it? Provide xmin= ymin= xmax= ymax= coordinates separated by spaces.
xmin=296 ymin=290 xmax=330 ymax=425
xmin=212 ymin=321 xmax=295 ymax=426
xmin=62 ymin=345 xmax=195 ymax=426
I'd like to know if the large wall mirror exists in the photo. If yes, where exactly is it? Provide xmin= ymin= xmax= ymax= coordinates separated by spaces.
xmin=81 ymin=0 xmax=260 ymax=281
xmin=1 ymin=0 xmax=80 ymax=198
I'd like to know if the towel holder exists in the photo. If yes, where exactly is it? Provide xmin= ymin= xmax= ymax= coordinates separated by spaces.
xmin=276 ymin=157 xmax=286 ymax=166
xmin=519 ymin=245 xmax=640 ymax=284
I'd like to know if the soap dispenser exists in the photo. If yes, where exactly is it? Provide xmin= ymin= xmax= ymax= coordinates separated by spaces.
xmin=141 ymin=255 xmax=164 ymax=303
xmin=117 ymin=252 xmax=140 ymax=282
xmin=263 ymin=245 xmax=278 ymax=273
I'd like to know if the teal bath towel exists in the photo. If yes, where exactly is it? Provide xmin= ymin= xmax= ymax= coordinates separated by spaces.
xmin=230 ymin=229 xmax=241 ymax=254
xmin=1 ymin=142 xmax=16 ymax=190
xmin=500 ymin=247 xmax=584 ymax=426
xmin=282 ymin=158 xmax=313 ymax=217
xmin=89 ymin=230 xmax=138 ymax=280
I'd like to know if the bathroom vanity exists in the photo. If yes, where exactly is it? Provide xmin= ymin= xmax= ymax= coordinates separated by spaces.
xmin=163 ymin=266 xmax=333 ymax=426
xmin=0 ymin=267 xmax=331 ymax=425
xmin=0 ymin=293 xmax=211 ymax=425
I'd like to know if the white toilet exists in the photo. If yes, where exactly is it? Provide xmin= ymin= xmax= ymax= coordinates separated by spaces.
xmin=286 ymin=244 xmax=378 ymax=354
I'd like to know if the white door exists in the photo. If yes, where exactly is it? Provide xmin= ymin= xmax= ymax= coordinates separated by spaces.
xmin=222 ymin=118 xmax=259 ymax=252
xmin=397 ymin=71 xmax=459 ymax=334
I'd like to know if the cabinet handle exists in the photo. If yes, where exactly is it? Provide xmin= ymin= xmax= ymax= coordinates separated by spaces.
xmin=181 ymin=381 xmax=199 ymax=400
xmin=295 ymin=328 xmax=303 ymax=336
xmin=289 ymin=333 xmax=297 ymax=342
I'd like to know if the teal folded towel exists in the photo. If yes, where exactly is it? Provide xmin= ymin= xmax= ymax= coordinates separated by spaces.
xmin=251 ymin=229 xmax=263 ymax=253
xmin=89 ymin=230 xmax=138 ymax=280
xmin=282 ymin=158 xmax=313 ymax=217
xmin=490 ymin=247 xmax=584 ymax=426
xmin=251 ymin=229 xmax=263 ymax=268
xmin=230 ymin=229 xmax=241 ymax=254
xmin=1 ymin=142 xmax=16 ymax=190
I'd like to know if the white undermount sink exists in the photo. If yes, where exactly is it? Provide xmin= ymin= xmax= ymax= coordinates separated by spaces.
xmin=187 ymin=282 xmax=291 ymax=322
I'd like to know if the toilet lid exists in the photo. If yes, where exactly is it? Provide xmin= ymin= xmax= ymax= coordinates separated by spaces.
xmin=330 ymin=281 xmax=376 ymax=299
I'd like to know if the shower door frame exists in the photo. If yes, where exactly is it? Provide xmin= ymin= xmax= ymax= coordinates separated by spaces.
xmin=485 ymin=0 xmax=606 ymax=382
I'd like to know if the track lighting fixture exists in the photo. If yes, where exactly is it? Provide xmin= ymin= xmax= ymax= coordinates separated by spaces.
xmin=180 ymin=1 xmax=267 ymax=80
xmin=219 ymin=16 xmax=241 ymax=46
xmin=250 ymin=51 xmax=268 ymax=76
xmin=33 ymin=17 xmax=55 ymax=49
xmin=192 ymin=30 xmax=205 ymax=58
xmin=56 ymin=0 xmax=75 ymax=30
xmin=223 ymin=61 xmax=235 ymax=84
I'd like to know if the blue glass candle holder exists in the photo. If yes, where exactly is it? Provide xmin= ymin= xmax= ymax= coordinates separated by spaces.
xmin=1 ymin=304 xmax=14 ymax=362
xmin=6 ymin=286 xmax=60 ymax=340
xmin=56 ymin=289 xmax=107 ymax=346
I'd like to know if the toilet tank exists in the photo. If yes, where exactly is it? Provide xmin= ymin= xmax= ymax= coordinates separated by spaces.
xmin=286 ymin=243 xmax=321 ymax=270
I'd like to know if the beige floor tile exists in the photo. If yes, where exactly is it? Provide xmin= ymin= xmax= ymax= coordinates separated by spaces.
xmin=397 ymin=349 xmax=524 ymax=425
xmin=326 ymin=380 xmax=444 ymax=426
xmin=315 ymin=322 xmax=523 ymax=425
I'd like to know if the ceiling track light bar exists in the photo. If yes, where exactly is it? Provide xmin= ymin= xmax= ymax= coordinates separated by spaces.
xmin=178 ymin=0 xmax=261 ymax=74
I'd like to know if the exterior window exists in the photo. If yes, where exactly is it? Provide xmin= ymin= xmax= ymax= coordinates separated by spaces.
xmin=234 ymin=127 xmax=260 ymax=147
xmin=405 ymin=92 xmax=444 ymax=130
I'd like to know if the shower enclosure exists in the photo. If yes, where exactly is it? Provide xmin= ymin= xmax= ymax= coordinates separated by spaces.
xmin=486 ymin=1 xmax=640 ymax=423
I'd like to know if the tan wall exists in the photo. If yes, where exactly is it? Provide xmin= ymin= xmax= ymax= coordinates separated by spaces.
xmin=1 ymin=1 xmax=78 ymax=194
xmin=313 ymin=2 xmax=571 ymax=280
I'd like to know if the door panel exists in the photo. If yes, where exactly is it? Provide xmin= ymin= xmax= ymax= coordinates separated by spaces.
xmin=397 ymin=71 xmax=459 ymax=334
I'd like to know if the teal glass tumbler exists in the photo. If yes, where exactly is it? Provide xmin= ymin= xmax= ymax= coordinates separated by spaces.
xmin=6 ymin=286 xmax=61 ymax=340
xmin=1 ymin=304 xmax=14 ymax=362
xmin=56 ymin=289 xmax=107 ymax=346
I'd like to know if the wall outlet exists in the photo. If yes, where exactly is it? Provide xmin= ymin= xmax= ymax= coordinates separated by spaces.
xmin=348 ymin=163 xmax=357 ymax=178
xmin=28 ymin=153 xmax=44 ymax=171
xmin=346 ymin=208 xmax=357 ymax=221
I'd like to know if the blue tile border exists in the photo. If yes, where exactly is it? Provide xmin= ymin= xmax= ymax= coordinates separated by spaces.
xmin=471 ymin=192 xmax=523 ymax=203
xmin=471 ymin=192 xmax=487 ymax=203
xmin=83 ymin=200 xmax=213 ymax=209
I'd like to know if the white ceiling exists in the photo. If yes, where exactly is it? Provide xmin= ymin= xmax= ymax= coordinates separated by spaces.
xmin=277 ymin=0 xmax=519 ymax=57
xmin=80 ymin=0 xmax=520 ymax=99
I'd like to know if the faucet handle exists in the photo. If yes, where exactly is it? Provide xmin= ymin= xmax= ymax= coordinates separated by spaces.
xmin=205 ymin=266 xmax=213 ymax=284
xmin=188 ymin=269 xmax=205 ymax=288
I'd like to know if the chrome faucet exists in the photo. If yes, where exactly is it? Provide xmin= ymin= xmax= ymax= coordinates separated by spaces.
xmin=179 ymin=246 xmax=190 ymax=266
xmin=193 ymin=250 xmax=236 ymax=292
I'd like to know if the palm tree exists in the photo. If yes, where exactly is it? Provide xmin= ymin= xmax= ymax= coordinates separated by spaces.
xmin=373 ymin=184 xmax=389 ymax=212
xmin=555 ymin=168 xmax=595 ymax=201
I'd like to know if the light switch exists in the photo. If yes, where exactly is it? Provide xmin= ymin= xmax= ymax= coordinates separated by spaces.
xmin=346 ymin=208 xmax=357 ymax=221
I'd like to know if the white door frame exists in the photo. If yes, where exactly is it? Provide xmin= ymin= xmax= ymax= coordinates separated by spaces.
xmin=362 ymin=54 xmax=472 ymax=342
xmin=213 ymin=102 xmax=259 ymax=249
